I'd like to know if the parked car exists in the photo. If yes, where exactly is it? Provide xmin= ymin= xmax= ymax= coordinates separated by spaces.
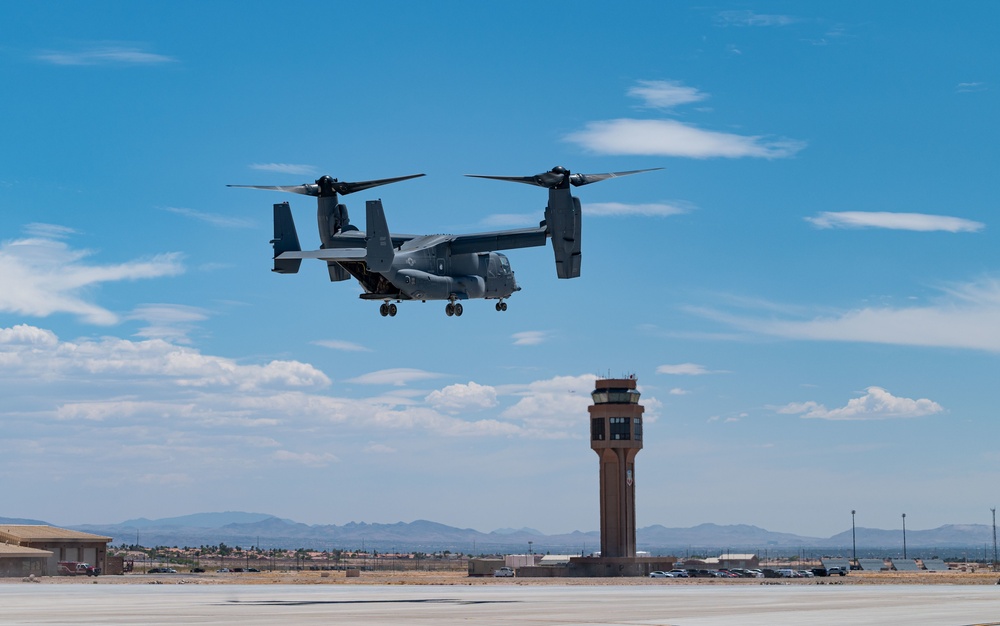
xmin=667 ymin=570 xmax=690 ymax=578
xmin=777 ymin=568 xmax=798 ymax=578
xmin=190 ymin=567 xmax=205 ymax=573
xmin=827 ymin=566 xmax=848 ymax=576
xmin=216 ymin=568 xmax=230 ymax=573
xmin=493 ymin=567 xmax=515 ymax=577
xmin=649 ymin=571 xmax=670 ymax=578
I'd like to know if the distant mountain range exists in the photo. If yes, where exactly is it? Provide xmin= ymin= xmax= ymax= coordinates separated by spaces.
xmin=3 ymin=513 xmax=996 ymax=556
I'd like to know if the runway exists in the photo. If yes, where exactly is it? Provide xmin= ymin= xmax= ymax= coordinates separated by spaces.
xmin=3 ymin=583 xmax=1000 ymax=625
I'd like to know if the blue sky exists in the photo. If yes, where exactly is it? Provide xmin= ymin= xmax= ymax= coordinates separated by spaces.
xmin=2 ymin=2 xmax=998 ymax=538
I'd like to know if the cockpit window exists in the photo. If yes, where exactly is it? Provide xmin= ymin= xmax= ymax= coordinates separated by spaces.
xmin=499 ymin=256 xmax=511 ymax=272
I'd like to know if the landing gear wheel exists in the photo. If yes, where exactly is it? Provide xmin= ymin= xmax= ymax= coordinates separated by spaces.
xmin=388 ymin=303 xmax=397 ymax=317
xmin=455 ymin=303 xmax=463 ymax=317
xmin=445 ymin=303 xmax=454 ymax=317
xmin=379 ymin=303 xmax=389 ymax=317
xmin=501 ymin=302 xmax=507 ymax=311
xmin=495 ymin=302 xmax=502 ymax=311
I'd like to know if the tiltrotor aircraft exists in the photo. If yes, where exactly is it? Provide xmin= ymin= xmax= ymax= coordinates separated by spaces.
xmin=228 ymin=166 xmax=659 ymax=317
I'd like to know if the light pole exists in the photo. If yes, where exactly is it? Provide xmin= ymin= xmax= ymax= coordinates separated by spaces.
xmin=851 ymin=510 xmax=857 ymax=566
xmin=901 ymin=513 xmax=907 ymax=560
xmin=992 ymin=507 xmax=997 ymax=572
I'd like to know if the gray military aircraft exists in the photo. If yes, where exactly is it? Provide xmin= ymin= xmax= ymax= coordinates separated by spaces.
xmin=229 ymin=166 xmax=659 ymax=317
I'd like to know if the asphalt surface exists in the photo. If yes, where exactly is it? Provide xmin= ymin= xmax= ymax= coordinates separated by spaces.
xmin=3 ymin=583 xmax=1000 ymax=625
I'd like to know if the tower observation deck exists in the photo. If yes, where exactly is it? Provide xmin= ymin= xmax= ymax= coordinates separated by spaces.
xmin=588 ymin=377 xmax=644 ymax=559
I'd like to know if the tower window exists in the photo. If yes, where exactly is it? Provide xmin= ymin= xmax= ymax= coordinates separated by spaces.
xmin=609 ymin=417 xmax=631 ymax=440
xmin=591 ymin=417 xmax=605 ymax=440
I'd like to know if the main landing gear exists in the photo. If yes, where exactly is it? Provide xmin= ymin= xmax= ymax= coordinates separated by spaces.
xmin=379 ymin=302 xmax=398 ymax=317
xmin=495 ymin=300 xmax=508 ymax=312
xmin=445 ymin=302 xmax=463 ymax=317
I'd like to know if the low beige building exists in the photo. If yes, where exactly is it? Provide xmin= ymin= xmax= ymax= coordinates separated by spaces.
xmin=0 ymin=543 xmax=52 ymax=577
xmin=0 ymin=525 xmax=112 ymax=576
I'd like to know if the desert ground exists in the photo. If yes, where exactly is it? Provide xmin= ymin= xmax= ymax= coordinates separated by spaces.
xmin=27 ymin=569 xmax=1000 ymax=586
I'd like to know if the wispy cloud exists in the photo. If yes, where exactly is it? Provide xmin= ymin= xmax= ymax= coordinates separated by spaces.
xmin=956 ymin=82 xmax=987 ymax=93
xmin=24 ymin=223 xmax=78 ymax=239
xmin=163 ymin=207 xmax=255 ymax=229
xmin=0 ymin=234 xmax=184 ymax=325
xmin=36 ymin=46 xmax=176 ymax=66
xmin=512 ymin=331 xmax=549 ymax=346
xmin=628 ymin=80 xmax=708 ymax=109
xmin=128 ymin=304 xmax=209 ymax=344
xmin=715 ymin=10 xmax=798 ymax=27
xmin=805 ymin=211 xmax=984 ymax=233
xmin=657 ymin=363 xmax=718 ymax=376
xmin=249 ymin=163 xmax=317 ymax=176
xmin=566 ymin=119 xmax=804 ymax=159
xmin=692 ymin=277 xmax=1000 ymax=352
xmin=346 ymin=368 xmax=445 ymax=386
xmin=313 ymin=339 xmax=372 ymax=352
xmin=585 ymin=201 xmax=692 ymax=217
xmin=272 ymin=450 xmax=338 ymax=467
xmin=776 ymin=386 xmax=943 ymax=420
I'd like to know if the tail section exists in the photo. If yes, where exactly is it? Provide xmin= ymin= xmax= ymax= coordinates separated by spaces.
xmin=271 ymin=202 xmax=302 ymax=274
xmin=365 ymin=199 xmax=394 ymax=272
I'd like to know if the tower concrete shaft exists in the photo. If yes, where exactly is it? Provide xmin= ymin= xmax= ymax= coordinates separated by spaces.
xmin=589 ymin=377 xmax=644 ymax=558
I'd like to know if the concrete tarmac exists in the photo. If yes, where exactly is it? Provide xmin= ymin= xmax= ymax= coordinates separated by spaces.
xmin=3 ymin=583 xmax=1000 ymax=625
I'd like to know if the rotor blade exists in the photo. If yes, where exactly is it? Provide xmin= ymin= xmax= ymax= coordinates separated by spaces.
xmin=226 ymin=184 xmax=320 ymax=196
xmin=568 ymin=168 xmax=664 ymax=187
xmin=465 ymin=171 xmax=567 ymax=189
xmin=334 ymin=174 xmax=425 ymax=195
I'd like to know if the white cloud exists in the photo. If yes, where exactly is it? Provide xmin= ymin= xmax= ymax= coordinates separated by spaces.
xmin=501 ymin=375 xmax=597 ymax=434
xmin=24 ymin=223 xmax=77 ymax=239
xmin=698 ymin=277 xmax=1000 ymax=352
xmin=0 ymin=325 xmax=330 ymax=391
xmin=364 ymin=443 xmax=397 ymax=454
xmin=129 ymin=304 xmax=209 ymax=344
xmin=715 ymin=10 xmax=797 ymax=27
xmin=272 ymin=450 xmax=338 ymax=467
xmin=0 ymin=235 xmax=184 ymax=325
xmin=657 ymin=363 xmax=714 ymax=376
xmin=36 ymin=46 xmax=176 ymax=66
xmin=628 ymin=80 xmax=708 ymax=108
xmin=512 ymin=331 xmax=548 ymax=346
xmin=163 ymin=207 xmax=255 ymax=229
xmin=669 ymin=388 xmax=690 ymax=396
xmin=805 ymin=211 xmax=984 ymax=233
xmin=584 ymin=201 xmax=692 ymax=217
xmin=957 ymin=82 xmax=987 ymax=93
xmin=776 ymin=387 xmax=943 ymax=421
xmin=425 ymin=382 xmax=498 ymax=413
xmin=249 ymin=163 xmax=317 ymax=176
xmin=565 ymin=119 xmax=804 ymax=159
xmin=313 ymin=339 xmax=372 ymax=352
xmin=346 ymin=368 xmax=445 ymax=386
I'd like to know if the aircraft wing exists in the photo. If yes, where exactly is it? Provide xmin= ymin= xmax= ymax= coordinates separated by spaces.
xmin=277 ymin=248 xmax=367 ymax=262
xmin=446 ymin=227 xmax=548 ymax=255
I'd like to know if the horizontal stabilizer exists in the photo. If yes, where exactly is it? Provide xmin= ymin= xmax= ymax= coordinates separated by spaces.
xmin=277 ymin=248 xmax=366 ymax=262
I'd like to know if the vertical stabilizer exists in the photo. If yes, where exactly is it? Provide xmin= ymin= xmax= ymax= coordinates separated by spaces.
xmin=365 ymin=199 xmax=394 ymax=273
xmin=271 ymin=202 xmax=302 ymax=274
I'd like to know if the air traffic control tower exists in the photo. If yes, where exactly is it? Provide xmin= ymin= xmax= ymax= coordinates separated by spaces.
xmin=589 ymin=376 xmax=644 ymax=558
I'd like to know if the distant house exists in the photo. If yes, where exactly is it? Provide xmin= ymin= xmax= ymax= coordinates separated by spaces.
xmin=0 ymin=525 xmax=112 ymax=576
